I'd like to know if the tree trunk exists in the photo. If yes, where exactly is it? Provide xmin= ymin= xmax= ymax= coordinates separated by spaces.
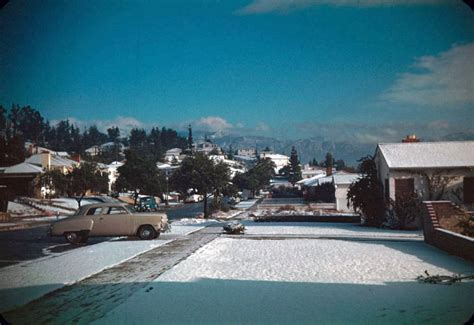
xmin=203 ymin=195 xmax=208 ymax=218
xmin=76 ymin=193 xmax=84 ymax=208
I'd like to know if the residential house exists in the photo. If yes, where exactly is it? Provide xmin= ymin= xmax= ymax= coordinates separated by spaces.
xmin=0 ymin=162 xmax=44 ymax=197
xmin=209 ymin=154 xmax=246 ymax=178
xmin=164 ymin=148 xmax=184 ymax=164
xmin=195 ymin=139 xmax=221 ymax=155
xmin=374 ymin=140 xmax=474 ymax=205
xmin=300 ymin=171 xmax=360 ymax=212
xmin=259 ymin=152 xmax=290 ymax=174
xmin=237 ymin=148 xmax=256 ymax=157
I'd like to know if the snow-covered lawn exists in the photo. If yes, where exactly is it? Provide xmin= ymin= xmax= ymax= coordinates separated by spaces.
xmin=0 ymin=224 xmax=204 ymax=313
xmin=7 ymin=202 xmax=42 ymax=216
xmin=95 ymin=236 xmax=474 ymax=324
xmin=244 ymin=221 xmax=423 ymax=239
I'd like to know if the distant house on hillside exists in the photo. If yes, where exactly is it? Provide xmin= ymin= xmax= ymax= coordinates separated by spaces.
xmin=259 ymin=152 xmax=289 ymax=174
xmin=85 ymin=142 xmax=125 ymax=157
xmin=25 ymin=152 xmax=78 ymax=174
xmin=237 ymin=148 xmax=256 ymax=157
xmin=375 ymin=140 xmax=474 ymax=205
xmin=195 ymin=139 xmax=221 ymax=155
xmin=164 ymin=148 xmax=185 ymax=164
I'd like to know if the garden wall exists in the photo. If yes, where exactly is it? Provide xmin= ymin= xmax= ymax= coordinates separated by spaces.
xmin=422 ymin=201 xmax=474 ymax=263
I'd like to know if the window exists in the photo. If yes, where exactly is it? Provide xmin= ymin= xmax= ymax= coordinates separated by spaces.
xmin=107 ymin=207 xmax=127 ymax=215
xmin=86 ymin=207 xmax=104 ymax=215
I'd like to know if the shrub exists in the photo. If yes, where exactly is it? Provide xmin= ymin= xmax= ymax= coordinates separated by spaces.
xmin=456 ymin=215 xmax=474 ymax=238
xmin=304 ymin=183 xmax=335 ymax=203
xmin=347 ymin=155 xmax=385 ymax=227
xmin=387 ymin=194 xmax=422 ymax=230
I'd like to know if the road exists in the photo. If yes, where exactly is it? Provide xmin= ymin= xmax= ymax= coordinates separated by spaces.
xmin=162 ymin=202 xmax=205 ymax=220
xmin=0 ymin=202 xmax=205 ymax=268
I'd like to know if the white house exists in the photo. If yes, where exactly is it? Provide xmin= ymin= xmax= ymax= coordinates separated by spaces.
xmin=237 ymin=148 xmax=256 ymax=157
xmin=259 ymin=152 xmax=290 ymax=174
xmin=301 ymin=171 xmax=360 ymax=212
xmin=209 ymin=155 xmax=247 ymax=178
xmin=375 ymin=141 xmax=474 ymax=205
xmin=164 ymin=148 xmax=183 ymax=164
xmin=332 ymin=173 xmax=361 ymax=212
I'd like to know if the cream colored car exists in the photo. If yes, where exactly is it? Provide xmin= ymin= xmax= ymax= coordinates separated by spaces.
xmin=49 ymin=203 xmax=168 ymax=244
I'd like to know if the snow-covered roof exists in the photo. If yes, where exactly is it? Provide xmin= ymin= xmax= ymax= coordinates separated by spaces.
xmin=377 ymin=141 xmax=474 ymax=169
xmin=333 ymin=173 xmax=361 ymax=185
xmin=261 ymin=153 xmax=289 ymax=160
xmin=107 ymin=161 xmax=125 ymax=168
xmin=3 ymin=162 xmax=44 ymax=174
xmin=25 ymin=154 xmax=78 ymax=169
xmin=297 ymin=174 xmax=326 ymax=186
xmin=166 ymin=148 xmax=182 ymax=154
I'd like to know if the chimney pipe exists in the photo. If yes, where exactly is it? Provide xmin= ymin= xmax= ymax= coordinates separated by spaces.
xmin=41 ymin=152 xmax=51 ymax=170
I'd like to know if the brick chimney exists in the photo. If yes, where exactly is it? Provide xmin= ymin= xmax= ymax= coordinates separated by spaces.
xmin=71 ymin=153 xmax=81 ymax=163
xmin=41 ymin=152 xmax=51 ymax=170
xmin=402 ymin=134 xmax=420 ymax=143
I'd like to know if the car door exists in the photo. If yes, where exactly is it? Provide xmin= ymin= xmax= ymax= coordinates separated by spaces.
xmin=87 ymin=207 xmax=109 ymax=236
xmin=101 ymin=206 xmax=132 ymax=236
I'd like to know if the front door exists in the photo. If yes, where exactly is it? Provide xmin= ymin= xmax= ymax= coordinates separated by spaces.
xmin=395 ymin=178 xmax=414 ymax=199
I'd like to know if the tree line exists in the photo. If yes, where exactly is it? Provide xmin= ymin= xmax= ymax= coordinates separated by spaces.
xmin=0 ymin=104 xmax=187 ymax=166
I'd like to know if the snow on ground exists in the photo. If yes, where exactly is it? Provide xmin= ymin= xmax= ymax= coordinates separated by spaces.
xmin=234 ymin=199 xmax=258 ymax=209
xmin=94 ymin=236 xmax=474 ymax=324
xmin=171 ymin=218 xmax=219 ymax=227
xmin=50 ymin=198 xmax=98 ymax=209
xmin=244 ymin=221 xmax=423 ymax=239
xmin=7 ymin=202 xmax=42 ymax=216
xmin=0 ymin=224 xmax=203 ymax=313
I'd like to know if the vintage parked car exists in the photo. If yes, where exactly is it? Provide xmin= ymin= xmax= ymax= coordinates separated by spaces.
xmin=48 ymin=202 xmax=168 ymax=244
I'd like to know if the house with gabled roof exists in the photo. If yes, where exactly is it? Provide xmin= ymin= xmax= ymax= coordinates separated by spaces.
xmin=374 ymin=140 xmax=474 ymax=206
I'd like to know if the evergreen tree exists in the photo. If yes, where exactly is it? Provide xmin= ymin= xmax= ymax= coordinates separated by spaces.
xmin=325 ymin=152 xmax=335 ymax=168
xmin=347 ymin=155 xmax=385 ymax=227
xmin=107 ymin=126 xmax=120 ymax=142
xmin=227 ymin=145 xmax=234 ymax=160
xmin=187 ymin=124 xmax=193 ymax=152
xmin=288 ymin=146 xmax=302 ymax=185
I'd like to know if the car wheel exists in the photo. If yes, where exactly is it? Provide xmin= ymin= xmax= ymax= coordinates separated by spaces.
xmin=138 ymin=225 xmax=156 ymax=240
xmin=64 ymin=232 xmax=83 ymax=244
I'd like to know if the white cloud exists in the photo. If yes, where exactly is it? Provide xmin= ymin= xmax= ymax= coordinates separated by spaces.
xmin=255 ymin=122 xmax=270 ymax=132
xmin=194 ymin=116 xmax=234 ymax=133
xmin=235 ymin=0 xmax=449 ymax=15
xmin=382 ymin=43 xmax=474 ymax=107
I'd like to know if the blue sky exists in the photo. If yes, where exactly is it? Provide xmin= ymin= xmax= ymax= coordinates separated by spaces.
xmin=1 ymin=0 xmax=473 ymax=142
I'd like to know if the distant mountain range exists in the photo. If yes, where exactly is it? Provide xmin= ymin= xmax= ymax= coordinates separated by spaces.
xmin=188 ymin=130 xmax=474 ymax=167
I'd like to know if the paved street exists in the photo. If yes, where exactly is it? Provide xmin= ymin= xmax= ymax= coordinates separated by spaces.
xmin=0 ymin=202 xmax=206 ymax=268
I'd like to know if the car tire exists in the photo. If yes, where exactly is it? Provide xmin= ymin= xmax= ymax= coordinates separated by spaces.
xmin=64 ymin=232 xmax=83 ymax=244
xmin=137 ymin=225 xmax=156 ymax=240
